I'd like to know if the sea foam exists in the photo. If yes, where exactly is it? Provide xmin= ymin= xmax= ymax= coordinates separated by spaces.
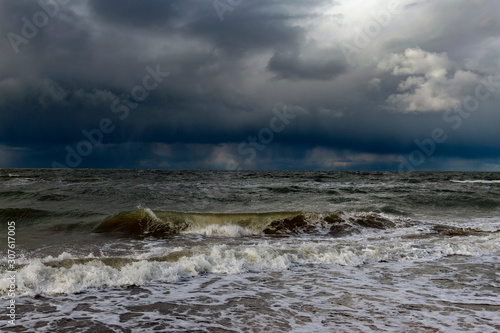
xmin=2 ymin=231 xmax=499 ymax=297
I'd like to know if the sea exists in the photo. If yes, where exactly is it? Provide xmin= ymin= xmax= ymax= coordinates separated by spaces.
xmin=1 ymin=169 xmax=500 ymax=332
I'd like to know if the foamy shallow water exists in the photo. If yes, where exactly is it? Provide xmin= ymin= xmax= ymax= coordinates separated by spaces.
xmin=3 ymin=228 xmax=499 ymax=297
xmin=2 ymin=254 xmax=499 ymax=332
xmin=2 ymin=229 xmax=500 ymax=332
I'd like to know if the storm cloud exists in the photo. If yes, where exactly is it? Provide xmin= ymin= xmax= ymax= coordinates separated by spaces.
xmin=1 ymin=0 xmax=499 ymax=170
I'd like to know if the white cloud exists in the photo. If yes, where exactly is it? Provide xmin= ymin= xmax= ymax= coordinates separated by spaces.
xmin=378 ymin=47 xmax=451 ymax=78
xmin=379 ymin=47 xmax=482 ymax=112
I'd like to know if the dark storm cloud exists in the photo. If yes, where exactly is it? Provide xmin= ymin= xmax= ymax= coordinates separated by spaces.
xmin=186 ymin=4 xmax=306 ymax=54
xmin=267 ymin=51 xmax=347 ymax=80
xmin=0 ymin=0 xmax=499 ymax=170
xmin=89 ymin=0 xmax=183 ymax=27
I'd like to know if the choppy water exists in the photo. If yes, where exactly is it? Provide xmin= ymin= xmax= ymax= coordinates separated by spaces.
xmin=1 ymin=169 xmax=500 ymax=332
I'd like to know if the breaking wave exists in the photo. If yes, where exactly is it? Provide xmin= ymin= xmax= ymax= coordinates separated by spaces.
xmin=2 ymin=233 xmax=499 ymax=297
xmin=93 ymin=208 xmax=403 ymax=238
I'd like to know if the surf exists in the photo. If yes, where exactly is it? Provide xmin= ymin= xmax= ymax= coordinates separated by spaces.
xmin=92 ymin=207 xmax=405 ymax=238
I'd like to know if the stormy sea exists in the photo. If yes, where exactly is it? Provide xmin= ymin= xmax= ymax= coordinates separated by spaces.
xmin=1 ymin=169 xmax=500 ymax=332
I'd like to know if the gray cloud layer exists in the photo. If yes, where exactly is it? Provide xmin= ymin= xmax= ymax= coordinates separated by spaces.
xmin=1 ymin=0 xmax=499 ymax=170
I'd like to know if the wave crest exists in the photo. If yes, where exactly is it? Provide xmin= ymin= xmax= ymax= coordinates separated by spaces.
xmin=93 ymin=209 xmax=404 ymax=238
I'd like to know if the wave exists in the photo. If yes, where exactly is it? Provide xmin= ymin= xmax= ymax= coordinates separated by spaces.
xmin=451 ymin=180 xmax=500 ymax=184
xmin=405 ymin=193 xmax=500 ymax=209
xmin=0 ymin=207 xmax=101 ymax=225
xmin=266 ymin=186 xmax=308 ymax=193
xmin=0 ymin=208 xmax=53 ymax=221
xmin=0 ymin=191 xmax=26 ymax=198
xmin=0 ymin=173 xmax=20 ymax=179
xmin=432 ymin=224 xmax=500 ymax=237
xmin=2 ymin=232 xmax=499 ymax=296
xmin=92 ymin=208 xmax=403 ymax=238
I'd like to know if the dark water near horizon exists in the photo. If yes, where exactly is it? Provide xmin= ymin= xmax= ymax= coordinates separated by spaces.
xmin=1 ymin=169 xmax=500 ymax=332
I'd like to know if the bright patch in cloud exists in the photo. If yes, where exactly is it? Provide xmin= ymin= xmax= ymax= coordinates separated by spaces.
xmin=379 ymin=48 xmax=482 ymax=112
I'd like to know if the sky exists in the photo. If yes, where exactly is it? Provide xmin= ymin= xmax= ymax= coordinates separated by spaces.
xmin=1 ymin=0 xmax=499 ymax=170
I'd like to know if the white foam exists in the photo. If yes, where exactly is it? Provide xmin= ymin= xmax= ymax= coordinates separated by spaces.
xmin=443 ymin=217 xmax=500 ymax=232
xmin=181 ymin=224 xmax=258 ymax=237
xmin=3 ymin=177 xmax=37 ymax=186
xmin=2 ymin=231 xmax=499 ymax=297
xmin=7 ymin=254 xmax=500 ymax=333
xmin=451 ymin=179 xmax=500 ymax=184
xmin=142 ymin=207 xmax=162 ymax=222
